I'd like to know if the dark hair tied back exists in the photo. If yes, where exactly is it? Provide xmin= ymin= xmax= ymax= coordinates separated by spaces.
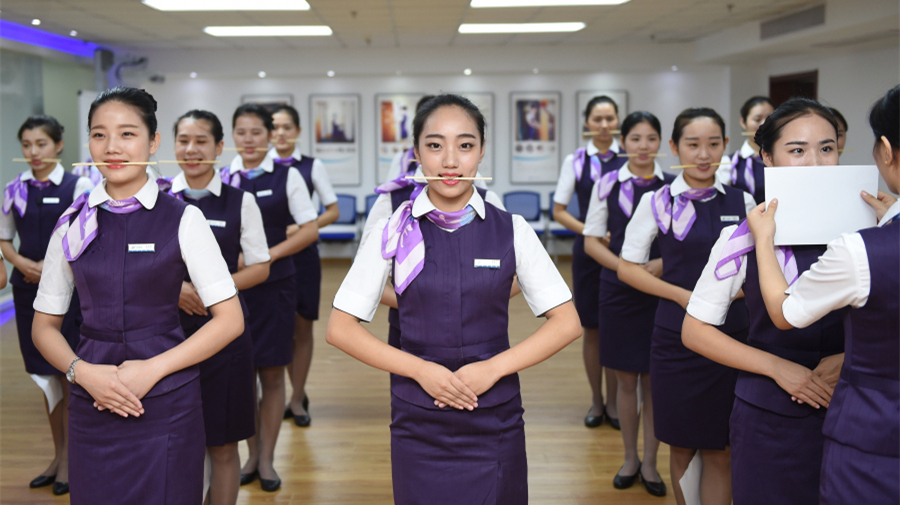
xmin=671 ymin=107 xmax=726 ymax=144
xmin=174 ymin=110 xmax=225 ymax=144
xmin=584 ymin=95 xmax=619 ymax=119
xmin=88 ymin=86 xmax=158 ymax=136
xmin=754 ymin=97 xmax=838 ymax=158
xmin=412 ymin=94 xmax=486 ymax=148
xmin=232 ymin=103 xmax=274 ymax=132
xmin=869 ymin=85 xmax=900 ymax=152
xmin=620 ymin=111 xmax=661 ymax=138
xmin=271 ymin=104 xmax=301 ymax=129
xmin=827 ymin=107 xmax=848 ymax=132
xmin=18 ymin=115 xmax=65 ymax=144
xmin=740 ymin=96 xmax=774 ymax=122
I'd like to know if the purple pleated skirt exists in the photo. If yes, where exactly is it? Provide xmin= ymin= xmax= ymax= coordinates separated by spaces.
xmin=390 ymin=393 xmax=528 ymax=505
xmin=292 ymin=241 xmax=321 ymax=321
xmin=597 ymin=280 xmax=658 ymax=373
xmin=14 ymin=286 xmax=82 ymax=375
xmin=819 ymin=438 xmax=899 ymax=505
xmin=571 ymin=236 xmax=601 ymax=329
xmin=730 ymin=397 xmax=825 ymax=505
xmin=68 ymin=379 xmax=205 ymax=505
xmin=650 ymin=325 xmax=745 ymax=450
xmin=243 ymin=276 xmax=296 ymax=368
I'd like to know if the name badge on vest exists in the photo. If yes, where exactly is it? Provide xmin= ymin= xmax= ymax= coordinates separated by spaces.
xmin=128 ymin=243 xmax=155 ymax=253
xmin=720 ymin=215 xmax=740 ymax=222
xmin=256 ymin=189 xmax=273 ymax=198
xmin=42 ymin=197 xmax=60 ymax=204
xmin=474 ymin=259 xmax=501 ymax=269
xmin=207 ymin=220 xmax=226 ymax=228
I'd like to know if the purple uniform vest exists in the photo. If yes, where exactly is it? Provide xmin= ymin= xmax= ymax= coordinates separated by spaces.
xmin=392 ymin=203 xmax=519 ymax=409
xmin=823 ymin=222 xmax=899 ymax=457
xmin=68 ymin=193 xmax=197 ymax=399
xmin=655 ymin=186 xmax=749 ymax=333
xmin=600 ymin=172 xmax=675 ymax=286
xmin=574 ymin=148 xmax=626 ymax=222
xmin=223 ymin=165 xmax=294 ymax=283
xmin=279 ymin=156 xmax=315 ymax=198
xmin=737 ymin=246 xmax=845 ymax=417
xmin=731 ymin=153 xmax=766 ymax=205
xmin=11 ymin=172 xmax=79 ymax=288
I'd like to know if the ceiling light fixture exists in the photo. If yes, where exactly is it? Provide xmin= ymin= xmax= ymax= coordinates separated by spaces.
xmin=459 ymin=22 xmax=585 ymax=34
xmin=143 ymin=0 xmax=309 ymax=11
xmin=671 ymin=65 xmax=678 ymax=71
xmin=70 ymin=30 xmax=78 ymax=37
xmin=471 ymin=0 xmax=629 ymax=6
xmin=204 ymin=25 xmax=332 ymax=37
xmin=31 ymin=19 xmax=41 ymax=26
xmin=464 ymin=68 xmax=473 ymax=75
xmin=190 ymin=72 xmax=198 ymax=78
xmin=533 ymin=68 xmax=539 ymax=74
xmin=327 ymin=70 xmax=335 ymax=77
xmin=258 ymin=71 xmax=267 ymax=78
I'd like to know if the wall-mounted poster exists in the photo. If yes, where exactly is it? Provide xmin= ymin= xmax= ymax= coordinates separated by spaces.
xmin=376 ymin=93 xmax=425 ymax=183
xmin=452 ymin=92 xmax=494 ymax=182
xmin=309 ymin=94 xmax=361 ymax=186
xmin=510 ymin=91 xmax=561 ymax=184
xmin=241 ymin=93 xmax=293 ymax=113
xmin=575 ymin=90 xmax=628 ymax=149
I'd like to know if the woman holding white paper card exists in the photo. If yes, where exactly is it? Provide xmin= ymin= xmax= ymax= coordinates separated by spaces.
xmin=682 ymin=97 xmax=844 ymax=505
xmin=747 ymin=85 xmax=899 ymax=505
xmin=721 ymin=96 xmax=774 ymax=204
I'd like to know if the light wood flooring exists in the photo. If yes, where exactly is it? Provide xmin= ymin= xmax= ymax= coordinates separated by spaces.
xmin=0 ymin=258 xmax=675 ymax=504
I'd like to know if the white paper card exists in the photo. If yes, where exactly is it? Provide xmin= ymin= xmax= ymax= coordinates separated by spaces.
xmin=765 ymin=165 xmax=879 ymax=246
xmin=679 ymin=453 xmax=702 ymax=505
xmin=30 ymin=374 xmax=64 ymax=413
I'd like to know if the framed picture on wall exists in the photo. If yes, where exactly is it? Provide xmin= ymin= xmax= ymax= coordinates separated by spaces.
xmin=375 ymin=93 xmax=425 ymax=183
xmin=241 ymin=93 xmax=293 ymax=113
xmin=575 ymin=90 xmax=628 ymax=149
xmin=510 ymin=91 xmax=561 ymax=184
xmin=309 ymin=93 xmax=361 ymax=186
xmin=452 ymin=91 xmax=495 ymax=183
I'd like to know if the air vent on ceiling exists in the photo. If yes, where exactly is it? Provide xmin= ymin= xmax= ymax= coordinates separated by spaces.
xmin=760 ymin=4 xmax=825 ymax=41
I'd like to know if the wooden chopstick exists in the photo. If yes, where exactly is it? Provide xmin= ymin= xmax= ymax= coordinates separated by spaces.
xmin=156 ymin=160 xmax=219 ymax=164
xmin=583 ymin=130 xmax=621 ymax=137
xmin=12 ymin=158 xmax=61 ymax=162
xmin=222 ymin=147 xmax=269 ymax=152
xmin=619 ymin=153 xmax=667 ymax=157
xmin=404 ymin=176 xmax=493 ymax=181
xmin=669 ymin=162 xmax=727 ymax=169
xmin=741 ymin=132 xmax=756 ymax=136
xmin=72 ymin=161 xmax=157 ymax=166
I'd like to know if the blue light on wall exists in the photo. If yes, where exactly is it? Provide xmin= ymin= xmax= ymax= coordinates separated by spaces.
xmin=0 ymin=20 xmax=99 ymax=58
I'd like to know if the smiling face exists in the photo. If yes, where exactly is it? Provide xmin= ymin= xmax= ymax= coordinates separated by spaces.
xmin=761 ymin=113 xmax=838 ymax=168
xmin=272 ymin=110 xmax=299 ymax=153
xmin=175 ymin=117 xmax=223 ymax=180
xmin=89 ymin=101 xmax=159 ymax=188
xmin=670 ymin=117 xmax=727 ymax=187
xmin=585 ymin=102 xmax=619 ymax=146
xmin=20 ymin=128 xmax=63 ymax=173
xmin=414 ymin=105 xmax=485 ymax=211
xmin=232 ymin=114 xmax=271 ymax=166
xmin=622 ymin=121 xmax=661 ymax=172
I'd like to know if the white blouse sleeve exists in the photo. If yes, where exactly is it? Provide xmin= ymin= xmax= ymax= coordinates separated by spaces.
xmin=239 ymin=192 xmax=271 ymax=266
xmin=552 ymin=154 xmax=577 ymax=206
xmin=716 ymin=155 xmax=733 ymax=186
xmin=179 ymin=206 xmax=237 ymax=307
xmin=311 ymin=159 xmax=338 ymax=207
xmin=620 ymin=192 xmax=659 ymax=264
xmin=686 ymin=226 xmax=746 ymax=326
xmin=0 ymin=208 xmax=15 ymax=240
xmin=332 ymin=217 xmax=392 ymax=322
xmin=286 ymin=167 xmax=319 ymax=226
xmin=743 ymin=191 xmax=757 ymax=214
xmin=582 ymin=180 xmax=608 ymax=238
xmin=484 ymin=190 xmax=506 ymax=211
xmin=512 ymin=214 xmax=572 ymax=316
xmin=360 ymin=193 xmax=393 ymax=246
xmin=74 ymin=176 xmax=95 ymax=197
xmin=782 ymin=233 xmax=871 ymax=329
xmin=33 ymin=223 xmax=75 ymax=315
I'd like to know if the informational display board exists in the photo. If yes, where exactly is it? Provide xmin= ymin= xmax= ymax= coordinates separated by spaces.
xmin=309 ymin=93 xmax=361 ymax=186
xmin=510 ymin=91 xmax=561 ymax=184
xmin=376 ymin=93 xmax=425 ymax=183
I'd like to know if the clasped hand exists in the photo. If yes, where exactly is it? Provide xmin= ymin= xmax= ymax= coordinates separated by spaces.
xmin=415 ymin=360 xmax=501 ymax=411
xmin=84 ymin=360 xmax=162 ymax=418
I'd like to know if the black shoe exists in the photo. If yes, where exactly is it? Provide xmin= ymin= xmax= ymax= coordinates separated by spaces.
xmin=613 ymin=463 xmax=641 ymax=489
xmin=52 ymin=482 xmax=69 ymax=496
xmin=584 ymin=406 xmax=604 ymax=428
xmin=640 ymin=468 xmax=667 ymax=496
xmin=260 ymin=477 xmax=281 ymax=492
xmin=302 ymin=394 xmax=309 ymax=411
xmin=283 ymin=406 xmax=293 ymax=420
xmin=607 ymin=415 xmax=621 ymax=430
xmin=29 ymin=474 xmax=56 ymax=488
xmin=293 ymin=413 xmax=311 ymax=427
xmin=285 ymin=395 xmax=310 ymax=422
xmin=239 ymin=470 xmax=258 ymax=486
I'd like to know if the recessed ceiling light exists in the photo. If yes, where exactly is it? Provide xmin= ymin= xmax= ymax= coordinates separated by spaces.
xmin=31 ymin=19 xmax=41 ymax=26
xmin=671 ymin=65 xmax=678 ymax=71
xmin=204 ymin=25 xmax=332 ymax=37
xmin=327 ymin=70 xmax=335 ymax=77
xmin=70 ymin=30 xmax=78 ymax=37
xmin=190 ymin=72 xmax=198 ymax=78
xmin=459 ymin=22 xmax=585 ymax=34
xmin=258 ymin=71 xmax=267 ymax=78
xmin=464 ymin=68 xmax=473 ymax=75
xmin=143 ymin=0 xmax=309 ymax=11
xmin=533 ymin=68 xmax=539 ymax=74
xmin=472 ymin=0 xmax=629 ymax=6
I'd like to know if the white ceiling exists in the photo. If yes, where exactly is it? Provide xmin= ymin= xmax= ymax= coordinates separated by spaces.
xmin=1 ymin=0 xmax=825 ymax=50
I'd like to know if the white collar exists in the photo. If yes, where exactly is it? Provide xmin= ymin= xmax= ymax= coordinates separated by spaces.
xmin=20 ymin=163 xmax=65 ymax=185
xmin=171 ymin=170 xmax=222 ymax=197
xmin=228 ymin=152 xmax=274 ymax=174
xmin=878 ymin=200 xmax=900 ymax=227
xmin=88 ymin=175 xmax=159 ymax=209
xmin=617 ymin=161 xmax=665 ymax=182
xmin=412 ymin=186 xmax=486 ymax=220
xmin=669 ymin=172 xmax=725 ymax=197
xmin=585 ymin=137 xmax=621 ymax=156
xmin=267 ymin=145 xmax=301 ymax=161
xmin=739 ymin=140 xmax=757 ymax=159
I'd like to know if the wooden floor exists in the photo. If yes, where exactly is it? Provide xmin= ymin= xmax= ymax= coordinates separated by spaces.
xmin=0 ymin=258 xmax=675 ymax=504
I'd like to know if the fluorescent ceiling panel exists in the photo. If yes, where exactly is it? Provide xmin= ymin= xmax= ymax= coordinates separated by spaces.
xmin=143 ymin=0 xmax=310 ymax=11
xmin=204 ymin=26 xmax=332 ymax=37
xmin=471 ymin=0 xmax=629 ymax=6
xmin=459 ymin=22 xmax=585 ymax=33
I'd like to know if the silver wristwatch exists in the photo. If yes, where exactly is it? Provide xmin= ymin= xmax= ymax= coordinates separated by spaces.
xmin=66 ymin=357 xmax=82 ymax=384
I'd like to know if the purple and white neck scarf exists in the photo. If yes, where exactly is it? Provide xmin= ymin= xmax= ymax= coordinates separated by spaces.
xmin=374 ymin=169 xmax=425 ymax=202
xmin=3 ymin=174 xmax=55 ymax=217
xmin=74 ymin=162 xmax=104 ymax=186
xmin=651 ymin=184 xmax=718 ymax=241
xmin=597 ymin=170 xmax=660 ymax=218
xmin=730 ymin=152 xmax=762 ymax=196
xmin=273 ymin=156 xmax=295 ymax=165
xmin=382 ymin=201 xmax=477 ymax=294
xmin=157 ymin=177 xmax=211 ymax=201
xmin=221 ymin=167 xmax=265 ymax=189
xmin=714 ymin=220 xmax=799 ymax=285
xmin=573 ymin=148 xmax=614 ymax=183
xmin=54 ymin=192 xmax=144 ymax=262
